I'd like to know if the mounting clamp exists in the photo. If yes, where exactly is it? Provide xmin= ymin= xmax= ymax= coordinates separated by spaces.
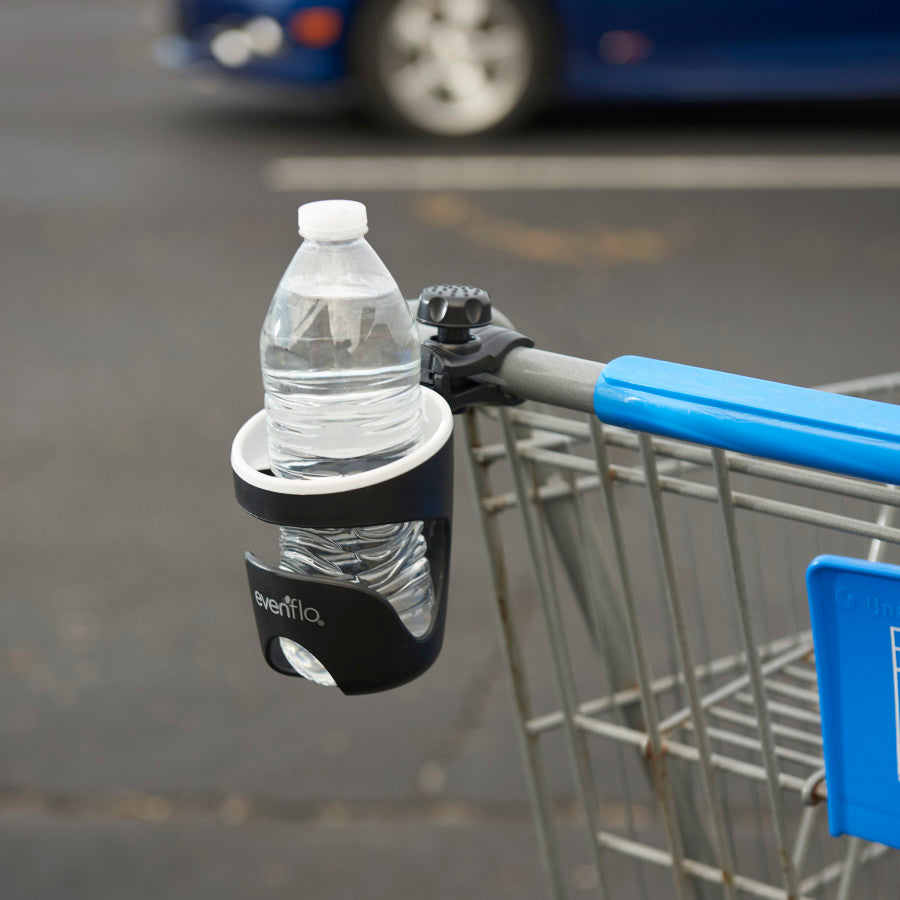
xmin=416 ymin=284 xmax=534 ymax=414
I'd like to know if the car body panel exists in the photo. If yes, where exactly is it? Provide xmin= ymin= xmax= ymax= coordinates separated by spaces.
xmin=159 ymin=0 xmax=900 ymax=102
xmin=564 ymin=0 xmax=900 ymax=100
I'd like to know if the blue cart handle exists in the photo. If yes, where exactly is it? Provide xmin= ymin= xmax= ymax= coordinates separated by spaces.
xmin=592 ymin=356 xmax=900 ymax=484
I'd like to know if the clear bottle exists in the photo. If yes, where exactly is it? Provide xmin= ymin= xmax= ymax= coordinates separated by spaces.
xmin=260 ymin=200 xmax=435 ymax=686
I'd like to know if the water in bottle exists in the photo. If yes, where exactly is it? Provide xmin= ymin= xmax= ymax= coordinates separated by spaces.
xmin=260 ymin=200 xmax=435 ymax=686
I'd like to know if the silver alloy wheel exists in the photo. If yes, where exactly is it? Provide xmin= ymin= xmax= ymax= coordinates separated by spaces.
xmin=377 ymin=0 xmax=533 ymax=136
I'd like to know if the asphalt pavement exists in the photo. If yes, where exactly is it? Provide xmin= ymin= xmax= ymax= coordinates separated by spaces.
xmin=4 ymin=2 xmax=900 ymax=898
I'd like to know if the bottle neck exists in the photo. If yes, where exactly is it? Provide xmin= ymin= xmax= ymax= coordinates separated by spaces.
xmin=300 ymin=236 xmax=366 ymax=249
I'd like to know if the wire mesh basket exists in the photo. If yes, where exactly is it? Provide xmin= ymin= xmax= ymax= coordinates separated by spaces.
xmin=462 ymin=369 xmax=900 ymax=900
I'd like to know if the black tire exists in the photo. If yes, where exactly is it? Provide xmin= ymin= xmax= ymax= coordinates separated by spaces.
xmin=349 ymin=0 xmax=557 ymax=137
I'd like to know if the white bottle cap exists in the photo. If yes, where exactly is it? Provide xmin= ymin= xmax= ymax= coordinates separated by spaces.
xmin=297 ymin=200 xmax=368 ymax=241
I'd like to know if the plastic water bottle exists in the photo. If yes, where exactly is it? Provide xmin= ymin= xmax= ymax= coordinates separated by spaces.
xmin=260 ymin=200 xmax=435 ymax=686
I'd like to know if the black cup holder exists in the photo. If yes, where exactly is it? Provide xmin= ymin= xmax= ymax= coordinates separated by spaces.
xmin=231 ymin=389 xmax=454 ymax=695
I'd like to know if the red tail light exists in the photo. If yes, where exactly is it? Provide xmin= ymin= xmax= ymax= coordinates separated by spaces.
xmin=288 ymin=7 xmax=344 ymax=49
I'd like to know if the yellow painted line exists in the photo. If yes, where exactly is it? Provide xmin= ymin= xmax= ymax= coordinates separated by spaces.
xmin=262 ymin=154 xmax=900 ymax=192
xmin=412 ymin=193 xmax=692 ymax=266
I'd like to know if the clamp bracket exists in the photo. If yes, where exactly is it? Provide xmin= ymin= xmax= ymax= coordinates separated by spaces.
xmin=416 ymin=284 xmax=534 ymax=413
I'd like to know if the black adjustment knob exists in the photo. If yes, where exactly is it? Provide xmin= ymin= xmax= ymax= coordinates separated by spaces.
xmin=416 ymin=284 xmax=492 ymax=344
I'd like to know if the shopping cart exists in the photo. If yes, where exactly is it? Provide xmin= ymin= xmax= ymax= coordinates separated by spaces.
xmin=446 ymin=309 xmax=900 ymax=899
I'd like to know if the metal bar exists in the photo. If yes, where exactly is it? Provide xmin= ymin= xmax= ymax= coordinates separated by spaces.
xmin=639 ymin=432 xmax=738 ymax=898
xmin=610 ymin=465 xmax=900 ymax=544
xmin=868 ymin=497 xmax=898 ymax=563
xmin=499 ymin=409 xmax=611 ymax=899
xmin=688 ymin=723 xmax=824 ymax=769
xmin=484 ymin=467 xmax=900 ymax=549
xmin=733 ymin=694 xmax=821 ymax=726
xmin=712 ymin=448 xmax=799 ymax=896
xmin=525 ymin=634 xmax=813 ymax=737
xmin=470 ymin=433 xmax=574 ymax=466
xmin=835 ymin=837 xmax=865 ymax=900
xmin=817 ymin=371 xmax=900 ymax=396
xmin=488 ymin=442 xmax=900 ymax=546
xmin=523 ymin=447 xmax=604 ymax=474
xmin=707 ymin=707 xmax=823 ymax=749
xmin=799 ymin=843 xmax=891 ymax=894
xmin=513 ymin=409 xmax=900 ymax=506
xmin=461 ymin=411 xmax=568 ymax=900
xmin=588 ymin=419 xmax=700 ymax=897
xmin=564 ymin=463 xmax=651 ymax=900
xmin=496 ymin=347 xmax=605 ymax=414
xmin=595 ymin=832 xmax=817 ymax=900
xmin=783 ymin=665 xmax=818 ymax=684
xmin=481 ymin=475 xmax=602 ymax=515
xmin=492 ymin=346 xmax=900 ymax=421
xmin=505 ymin=409 xmax=596 ymax=439
xmin=508 ymin=408 xmax=900 ymax=510
xmin=801 ymin=767 xmax=827 ymax=805
xmin=791 ymin=805 xmax=820 ymax=877
xmin=573 ymin=712 xmax=811 ymax=793
xmin=658 ymin=641 xmax=813 ymax=735
xmin=760 ymin=679 xmax=821 ymax=705
xmin=531 ymin=427 xmax=637 ymax=685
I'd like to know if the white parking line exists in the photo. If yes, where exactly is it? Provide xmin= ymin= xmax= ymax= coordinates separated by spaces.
xmin=262 ymin=154 xmax=900 ymax=192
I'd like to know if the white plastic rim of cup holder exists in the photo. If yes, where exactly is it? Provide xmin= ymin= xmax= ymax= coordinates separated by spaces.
xmin=231 ymin=387 xmax=453 ymax=495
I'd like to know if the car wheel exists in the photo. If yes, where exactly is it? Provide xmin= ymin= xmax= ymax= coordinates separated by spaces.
xmin=351 ymin=0 xmax=555 ymax=137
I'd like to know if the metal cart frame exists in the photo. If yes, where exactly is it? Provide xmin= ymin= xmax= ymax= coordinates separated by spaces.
xmin=460 ymin=343 xmax=900 ymax=900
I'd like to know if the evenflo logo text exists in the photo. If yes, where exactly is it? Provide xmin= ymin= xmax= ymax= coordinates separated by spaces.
xmin=254 ymin=591 xmax=325 ymax=626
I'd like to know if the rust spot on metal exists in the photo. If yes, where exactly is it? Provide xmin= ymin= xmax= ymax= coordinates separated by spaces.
xmin=778 ymin=847 xmax=796 ymax=897
xmin=643 ymin=736 xmax=674 ymax=828
xmin=721 ymin=870 xmax=733 ymax=887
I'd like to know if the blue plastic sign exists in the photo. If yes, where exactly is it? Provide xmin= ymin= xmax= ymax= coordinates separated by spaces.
xmin=807 ymin=555 xmax=900 ymax=849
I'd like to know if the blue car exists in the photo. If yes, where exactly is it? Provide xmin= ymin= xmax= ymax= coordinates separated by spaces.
xmin=158 ymin=0 xmax=900 ymax=136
